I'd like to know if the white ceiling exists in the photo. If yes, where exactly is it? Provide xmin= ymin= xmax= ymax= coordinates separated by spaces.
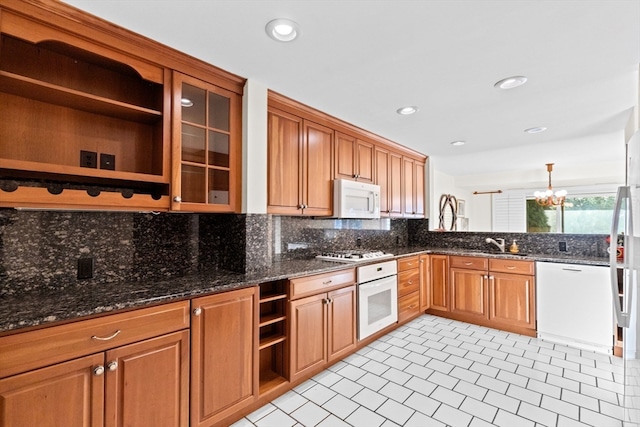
xmin=63 ymin=0 xmax=640 ymax=178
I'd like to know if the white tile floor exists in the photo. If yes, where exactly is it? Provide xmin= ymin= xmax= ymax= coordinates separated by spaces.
xmin=233 ymin=314 xmax=626 ymax=427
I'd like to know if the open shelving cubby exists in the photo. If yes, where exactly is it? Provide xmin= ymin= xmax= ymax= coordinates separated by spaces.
xmin=258 ymin=280 xmax=289 ymax=395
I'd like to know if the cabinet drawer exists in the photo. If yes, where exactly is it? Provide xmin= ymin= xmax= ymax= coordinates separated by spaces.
xmin=290 ymin=269 xmax=356 ymax=300
xmin=0 ymin=300 xmax=190 ymax=378
xmin=398 ymin=255 xmax=420 ymax=272
xmin=398 ymin=291 xmax=420 ymax=323
xmin=450 ymin=256 xmax=488 ymax=270
xmin=489 ymin=259 xmax=534 ymax=275
xmin=398 ymin=269 xmax=420 ymax=297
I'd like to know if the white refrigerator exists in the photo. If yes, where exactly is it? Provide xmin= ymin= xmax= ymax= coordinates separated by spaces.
xmin=610 ymin=129 xmax=640 ymax=426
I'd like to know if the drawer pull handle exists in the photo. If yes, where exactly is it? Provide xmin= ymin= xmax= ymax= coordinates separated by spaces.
xmin=464 ymin=262 xmax=473 ymax=265
xmin=91 ymin=330 xmax=121 ymax=341
xmin=323 ymin=280 xmax=333 ymax=285
xmin=93 ymin=365 xmax=105 ymax=376
xmin=107 ymin=361 xmax=118 ymax=371
xmin=506 ymin=266 xmax=516 ymax=270
xmin=408 ymin=304 xmax=417 ymax=309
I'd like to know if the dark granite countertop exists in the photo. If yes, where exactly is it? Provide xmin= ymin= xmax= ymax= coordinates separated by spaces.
xmin=0 ymin=247 xmax=609 ymax=335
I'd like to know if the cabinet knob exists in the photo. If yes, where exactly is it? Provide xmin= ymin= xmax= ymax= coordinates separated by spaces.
xmin=93 ymin=365 xmax=105 ymax=376
xmin=322 ymin=280 xmax=333 ymax=285
xmin=173 ymin=196 xmax=182 ymax=203
xmin=107 ymin=361 xmax=118 ymax=371
xmin=193 ymin=307 xmax=202 ymax=316
xmin=408 ymin=280 xmax=413 ymax=284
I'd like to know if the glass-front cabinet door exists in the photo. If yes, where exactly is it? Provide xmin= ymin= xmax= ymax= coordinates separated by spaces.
xmin=171 ymin=72 xmax=241 ymax=212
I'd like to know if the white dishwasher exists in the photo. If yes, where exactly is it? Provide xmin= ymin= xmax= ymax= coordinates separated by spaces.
xmin=536 ymin=262 xmax=614 ymax=354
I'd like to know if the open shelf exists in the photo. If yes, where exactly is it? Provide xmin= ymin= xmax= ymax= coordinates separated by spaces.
xmin=259 ymin=313 xmax=287 ymax=328
xmin=259 ymin=333 xmax=286 ymax=351
xmin=0 ymin=33 xmax=168 ymax=206
xmin=258 ymin=280 xmax=288 ymax=395
xmin=0 ymin=71 xmax=162 ymax=123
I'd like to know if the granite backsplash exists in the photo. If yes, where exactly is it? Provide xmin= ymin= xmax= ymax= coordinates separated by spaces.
xmin=0 ymin=208 xmax=609 ymax=296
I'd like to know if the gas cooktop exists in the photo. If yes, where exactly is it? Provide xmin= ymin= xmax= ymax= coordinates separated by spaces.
xmin=315 ymin=250 xmax=394 ymax=263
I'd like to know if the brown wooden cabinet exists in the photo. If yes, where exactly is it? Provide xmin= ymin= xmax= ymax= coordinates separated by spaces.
xmin=397 ymin=255 xmax=421 ymax=324
xmin=0 ymin=13 xmax=171 ymax=210
xmin=191 ymin=287 xmax=258 ymax=427
xmin=0 ymin=301 xmax=191 ymax=427
xmin=267 ymin=106 xmax=334 ymax=216
xmin=375 ymin=147 xmax=403 ymax=217
xmin=335 ymin=132 xmax=374 ymax=183
xmin=0 ymin=0 xmax=245 ymax=212
xmin=401 ymin=157 xmax=426 ymax=218
xmin=105 ymin=330 xmax=189 ymax=427
xmin=428 ymin=254 xmax=450 ymax=312
xmin=488 ymin=259 xmax=536 ymax=332
xmin=0 ymin=353 xmax=105 ymax=427
xmin=171 ymin=72 xmax=242 ymax=212
xmin=419 ymin=254 xmax=430 ymax=311
xmin=427 ymin=255 xmax=536 ymax=336
xmin=289 ymin=269 xmax=356 ymax=382
xmin=449 ymin=256 xmax=489 ymax=322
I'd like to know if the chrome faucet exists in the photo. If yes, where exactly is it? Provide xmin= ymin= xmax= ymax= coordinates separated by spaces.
xmin=485 ymin=237 xmax=506 ymax=253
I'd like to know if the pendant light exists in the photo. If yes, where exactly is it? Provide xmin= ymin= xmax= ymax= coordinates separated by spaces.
xmin=534 ymin=163 xmax=567 ymax=206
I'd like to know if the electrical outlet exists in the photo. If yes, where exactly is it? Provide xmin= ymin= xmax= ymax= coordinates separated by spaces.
xmin=559 ymin=241 xmax=567 ymax=252
xmin=80 ymin=150 xmax=97 ymax=168
xmin=77 ymin=257 xmax=94 ymax=279
xmin=100 ymin=153 xmax=115 ymax=170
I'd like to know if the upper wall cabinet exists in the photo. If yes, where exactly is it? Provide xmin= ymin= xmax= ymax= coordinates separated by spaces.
xmin=0 ymin=10 xmax=170 ymax=210
xmin=267 ymin=106 xmax=333 ymax=216
xmin=267 ymin=91 xmax=427 ymax=218
xmin=402 ymin=157 xmax=425 ymax=218
xmin=375 ymin=147 xmax=403 ymax=217
xmin=334 ymin=133 xmax=374 ymax=183
xmin=171 ymin=73 xmax=242 ymax=212
xmin=0 ymin=1 xmax=244 ymax=212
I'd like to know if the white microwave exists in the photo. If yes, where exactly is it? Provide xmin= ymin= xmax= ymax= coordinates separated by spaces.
xmin=332 ymin=179 xmax=381 ymax=219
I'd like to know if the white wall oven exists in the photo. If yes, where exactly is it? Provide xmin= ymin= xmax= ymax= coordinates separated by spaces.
xmin=357 ymin=260 xmax=398 ymax=340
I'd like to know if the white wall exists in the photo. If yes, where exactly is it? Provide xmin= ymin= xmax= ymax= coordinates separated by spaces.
xmin=429 ymin=131 xmax=627 ymax=231
xmin=428 ymin=157 xmax=473 ymax=230
xmin=242 ymin=79 xmax=268 ymax=214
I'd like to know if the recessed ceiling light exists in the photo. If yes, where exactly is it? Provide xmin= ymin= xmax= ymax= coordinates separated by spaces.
xmin=265 ymin=19 xmax=300 ymax=42
xmin=396 ymin=106 xmax=418 ymax=115
xmin=524 ymin=126 xmax=547 ymax=134
xmin=494 ymin=76 xmax=528 ymax=90
xmin=450 ymin=140 xmax=466 ymax=146
xmin=181 ymin=98 xmax=193 ymax=107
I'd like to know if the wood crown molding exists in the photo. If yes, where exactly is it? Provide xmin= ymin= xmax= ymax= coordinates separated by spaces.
xmin=0 ymin=0 xmax=246 ymax=94
xmin=268 ymin=90 xmax=428 ymax=162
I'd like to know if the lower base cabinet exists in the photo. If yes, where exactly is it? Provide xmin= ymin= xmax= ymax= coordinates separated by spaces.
xmin=427 ymin=256 xmax=535 ymax=336
xmin=397 ymin=255 xmax=421 ymax=324
xmin=0 ymin=353 xmax=105 ymax=427
xmin=191 ymin=287 xmax=258 ymax=427
xmin=288 ymin=270 xmax=357 ymax=382
xmin=0 ymin=304 xmax=190 ymax=427
xmin=106 ymin=331 xmax=190 ymax=427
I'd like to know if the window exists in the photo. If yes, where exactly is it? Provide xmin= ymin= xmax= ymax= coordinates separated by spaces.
xmin=526 ymin=186 xmax=617 ymax=234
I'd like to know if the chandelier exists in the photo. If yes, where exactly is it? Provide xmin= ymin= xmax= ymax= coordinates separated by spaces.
xmin=534 ymin=163 xmax=567 ymax=206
